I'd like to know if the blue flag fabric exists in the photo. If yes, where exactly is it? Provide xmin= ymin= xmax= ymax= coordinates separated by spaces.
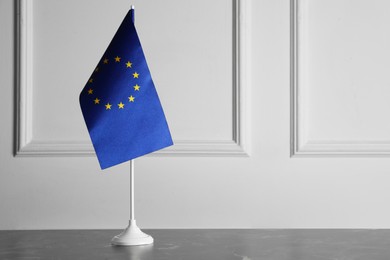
xmin=79 ymin=9 xmax=173 ymax=169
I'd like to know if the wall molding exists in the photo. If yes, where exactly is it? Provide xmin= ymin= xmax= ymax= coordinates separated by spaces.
xmin=16 ymin=0 xmax=250 ymax=157
xmin=290 ymin=0 xmax=390 ymax=157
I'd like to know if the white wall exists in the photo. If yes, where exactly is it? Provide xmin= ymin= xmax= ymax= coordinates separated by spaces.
xmin=1 ymin=0 xmax=390 ymax=230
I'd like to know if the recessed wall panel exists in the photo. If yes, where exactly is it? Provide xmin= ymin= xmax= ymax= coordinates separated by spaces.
xmin=17 ymin=0 xmax=248 ymax=156
xmin=293 ymin=0 xmax=390 ymax=155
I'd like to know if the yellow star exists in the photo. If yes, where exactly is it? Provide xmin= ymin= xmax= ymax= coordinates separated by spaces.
xmin=103 ymin=58 xmax=109 ymax=64
xmin=118 ymin=102 xmax=125 ymax=109
xmin=133 ymin=84 xmax=140 ymax=91
xmin=87 ymin=88 xmax=93 ymax=95
xmin=105 ymin=103 xmax=112 ymax=110
xmin=128 ymin=95 xmax=135 ymax=102
xmin=115 ymin=56 xmax=121 ymax=62
xmin=95 ymin=67 xmax=99 ymax=72
xmin=133 ymin=72 xmax=139 ymax=78
xmin=89 ymin=78 xmax=93 ymax=83
xmin=126 ymin=61 xmax=132 ymax=68
xmin=94 ymin=98 xmax=100 ymax=104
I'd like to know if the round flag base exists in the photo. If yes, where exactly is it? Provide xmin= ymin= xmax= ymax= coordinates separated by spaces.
xmin=111 ymin=220 xmax=153 ymax=246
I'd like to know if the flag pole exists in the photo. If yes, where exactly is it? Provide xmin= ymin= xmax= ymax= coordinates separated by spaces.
xmin=111 ymin=5 xmax=153 ymax=246
xmin=130 ymin=159 xmax=135 ymax=221
xmin=111 ymin=159 xmax=153 ymax=246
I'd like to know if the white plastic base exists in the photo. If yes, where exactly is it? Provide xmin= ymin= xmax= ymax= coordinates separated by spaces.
xmin=111 ymin=220 xmax=154 ymax=246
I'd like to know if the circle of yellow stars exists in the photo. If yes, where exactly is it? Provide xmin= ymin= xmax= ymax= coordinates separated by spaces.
xmin=86 ymin=55 xmax=141 ymax=110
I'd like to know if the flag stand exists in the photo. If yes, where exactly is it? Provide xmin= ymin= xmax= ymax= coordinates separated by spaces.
xmin=110 ymin=6 xmax=153 ymax=246
xmin=111 ymin=160 xmax=154 ymax=246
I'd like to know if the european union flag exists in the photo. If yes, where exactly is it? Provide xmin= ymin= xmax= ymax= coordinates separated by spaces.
xmin=79 ymin=8 xmax=173 ymax=169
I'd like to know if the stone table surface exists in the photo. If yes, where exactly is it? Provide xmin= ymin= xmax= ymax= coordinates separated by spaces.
xmin=1 ymin=229 xmax=390 ymax=260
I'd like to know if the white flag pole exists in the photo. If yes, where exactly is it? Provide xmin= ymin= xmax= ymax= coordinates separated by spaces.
xmin=130 ymin=159 xmax=135 ymax=221
xmin=111 ymin=160 xmax=153 ymax=246
xmin=111 ymin=6 xmax=153 ymax=246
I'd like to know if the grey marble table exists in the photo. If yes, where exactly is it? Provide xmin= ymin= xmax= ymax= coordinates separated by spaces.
xmin=1 ymin=229 xmax=390 ymax=260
